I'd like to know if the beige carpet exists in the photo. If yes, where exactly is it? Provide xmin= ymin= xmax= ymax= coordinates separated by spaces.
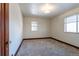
xmin=17 ymin=39 xmax=79 ymax=56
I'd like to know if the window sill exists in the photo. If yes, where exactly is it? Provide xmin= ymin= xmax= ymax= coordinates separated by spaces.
xmin=64 ymin=32 xmax=79 ymax=34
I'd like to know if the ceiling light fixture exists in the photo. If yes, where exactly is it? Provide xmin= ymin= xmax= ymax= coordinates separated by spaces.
xmin=40 ymin=4 xmax=54 ymax=13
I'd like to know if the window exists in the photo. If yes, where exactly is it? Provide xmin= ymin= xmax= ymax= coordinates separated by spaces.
xmin=64 ymin=14 xmax=79 ymax=33
xmin=78 ymin=15 xmax=79 ymax=32
xmin=31 ymin=21 xmax=38 ymax=31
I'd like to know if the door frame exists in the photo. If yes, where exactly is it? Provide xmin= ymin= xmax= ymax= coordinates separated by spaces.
xmin=0 ymin=3 xmax=9 ymax=56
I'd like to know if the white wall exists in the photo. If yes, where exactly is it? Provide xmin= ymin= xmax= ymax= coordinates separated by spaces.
xmin=51 ymin=7 xmax=79 ymax=47
xmin=23 ymin=17 xmax=51 ymax=38
xmin=9 ymin=4 xmax=23 ymax=56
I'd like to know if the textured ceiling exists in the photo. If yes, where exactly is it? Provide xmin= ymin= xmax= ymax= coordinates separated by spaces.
xmin=19 ymin=3 xmax=79 ymax=18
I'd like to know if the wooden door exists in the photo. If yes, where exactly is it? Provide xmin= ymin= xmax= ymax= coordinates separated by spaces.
xmin=0 ymin=3 xmax=9 ymax=56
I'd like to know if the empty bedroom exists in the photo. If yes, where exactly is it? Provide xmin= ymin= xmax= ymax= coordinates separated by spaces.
xmin=9 ymin=3 xmax=79 ymax=56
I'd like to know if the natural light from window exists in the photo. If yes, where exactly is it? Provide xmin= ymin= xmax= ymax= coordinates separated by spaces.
xmin=31 ymin=21 xmax=38 ymax=31
xmin=64 ymin=14 xmax=79 ymax=33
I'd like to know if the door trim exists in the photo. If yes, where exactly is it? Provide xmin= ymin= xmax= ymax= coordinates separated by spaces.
xmin=1 ymin=3 xmax=9 ymax=56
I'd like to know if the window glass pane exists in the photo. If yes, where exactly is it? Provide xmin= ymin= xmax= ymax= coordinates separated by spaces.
xmin=32 ymin=23 xmax=38 ymax=26
xmin=31 ymin=21 xmax=38 ymax=31
xmin=78 ymin=22 xmax=79 ymax=32
xmin=66 ymin=15 xmax=76 ymax=23
xmin=32 ymin=27 xmax=37 ymax=31
xmin=67 ymin=22 xmax=76 ymax=32
xmin=64 ymin=18 xmax=67 ymax=23
xmin=64 ymin=24 xmax=67 ymax=32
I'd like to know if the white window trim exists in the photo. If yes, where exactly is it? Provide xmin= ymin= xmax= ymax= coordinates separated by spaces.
xmin=31 ymin=21 xmax=38 ymax=31
xmin=64 ymin=14 xmax=79 ymax=33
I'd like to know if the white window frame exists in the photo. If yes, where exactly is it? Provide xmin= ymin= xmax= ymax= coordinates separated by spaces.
xmin=31 ymin=21 xmax=38 ymax=31
xmin=64 ymin=14 xmax=79 ymax=33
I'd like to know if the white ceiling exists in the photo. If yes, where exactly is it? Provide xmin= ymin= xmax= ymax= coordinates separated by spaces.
xmin=19 ymin=3 xmax=79 ymax=18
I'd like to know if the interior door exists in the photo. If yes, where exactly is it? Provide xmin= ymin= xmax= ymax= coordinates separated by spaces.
xmin=0 ymin=3 xmax=9 ymax=56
